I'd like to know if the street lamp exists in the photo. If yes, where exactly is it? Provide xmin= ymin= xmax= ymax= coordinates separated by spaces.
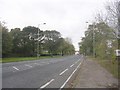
xmin=92 ymin=23 xmax=95 ymax=58
xmin=92 ymin=22 xmax=97 ymax=58
xmin=86 ymin=22 xmax=95 ymax=57
xmin=37 ymin=23 xmax=46 ymax=58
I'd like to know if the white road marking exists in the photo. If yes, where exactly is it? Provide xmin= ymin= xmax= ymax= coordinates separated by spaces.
xmin=46 ymin=63 xmax=49 ymax=64
xmin=60 ymin=62 xmax=82 ymax=89
xmin=70 ymin=64 xmax=74 ymax=67
xmin=41 ymin=62 xmax=49 ymax=64
xmin=12 ymin=66 xmax=19 ymax=71
xmin=25 ymin=64 xmax=32 ymax=67
xmin=75 ymin=61 xmax=77 ymax=64
xmin=41 ymin=62 xmax=46 ymax=63
xmin=40 ymin=79 xmax=55 ymax=89
xmin=34 ymin=63 xmax=39 ymax=65
xmin=59 ymin=68 xmax=68 ymax=76
xmin=77 ymin=60 xmax=80 ymax=63
xmin=75 ymin=60 xmax=79 ymax=64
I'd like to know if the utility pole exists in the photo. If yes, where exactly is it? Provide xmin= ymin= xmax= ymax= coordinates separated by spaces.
xmin=118 ymin=1 xmax=120 ymax=49
xmin=117 ymin=2 xmax=120 ymax=61
xmin=37 ymin=25 xmax=40 ymax=58
xmin=86 ymin=21 xmax=95 ymax=57
xmin=37 ymin=23 xmax=46 ymax=58
xmin=93 ymin=23 xmax=95 ymax=58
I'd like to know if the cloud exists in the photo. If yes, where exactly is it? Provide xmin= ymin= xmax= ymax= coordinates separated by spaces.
xmin=0 ymin=0 xmax=108 ymax=50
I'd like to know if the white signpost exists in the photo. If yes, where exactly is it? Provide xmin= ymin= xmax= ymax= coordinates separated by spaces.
xmin=115 ymin=49 xmax=120 ymax=57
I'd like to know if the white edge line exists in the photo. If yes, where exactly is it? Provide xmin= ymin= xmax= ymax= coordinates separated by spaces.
xmin=60 ymin=62 xmax=82 ymax=89
xmin=59 ymin=69 xmax=68 ymax=76
xmin=75 ymin=60 xmax=79 ymax=64
xmin=40 ymin=79 xmax=54 ymax=89
xmin=34 ymin=63 xmax=39 ymax=65
xmin=75 ymin=61 xmax=77 ymax=64
xmin=70 ymin=64 xmax=74 ymax=67
xmin=13 ymin=66 xmax=19 ymax=70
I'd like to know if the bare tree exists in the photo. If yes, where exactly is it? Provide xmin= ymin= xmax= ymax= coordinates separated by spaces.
xmin=105 ymin=0 xmax=120 ymax=49
xmin=106 ymin=0 xmax=120 ymax=38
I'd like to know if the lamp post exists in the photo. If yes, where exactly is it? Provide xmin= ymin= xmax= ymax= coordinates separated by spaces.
xmin=93 ymin=24 xmax=95 ymax=57
xmin=86 ymin=21 xmax=95 ymax=57
xmin=37 ymin=23 xmax=46 ymax=58
xmin=92 ymin=23 xmax=96 ymax=58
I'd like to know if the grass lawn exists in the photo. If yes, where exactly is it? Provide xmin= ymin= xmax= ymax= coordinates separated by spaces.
xmin=89 ymin=57 xmax=119 ymax=79
xmin=2 ymin=56 xmax=63 ymax=63
xmin=98 ymin=60 xmax=118 ymax=79
xmin=0 ymin=58 xmax=1 ymax=63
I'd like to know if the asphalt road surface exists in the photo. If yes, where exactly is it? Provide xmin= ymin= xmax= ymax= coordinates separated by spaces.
xmin=2 ymin=55 xmax=84 ymax=89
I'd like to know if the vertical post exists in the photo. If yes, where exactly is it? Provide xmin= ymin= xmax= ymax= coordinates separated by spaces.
xmin=117 ymin=2 xmax=120 ymax=73
xmin=118 ymin=1 xmax=120 ymax=49
xmin=93 ymin=24 xmax=95 ymax=58
xmin=37 ymin=23 xmax=46 ymax=58
xmin=37 ymin=24 xmax=40 ymax=58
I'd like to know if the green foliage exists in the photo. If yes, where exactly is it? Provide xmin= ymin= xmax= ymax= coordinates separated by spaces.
xmin=79 ymin=22 xmax=117 ymax=60
xmin=2 ymin=25 xmax=75 ymax=58
xmin=2 ymin=56 xmax=62 ymax=63
xmin=2 ymin=26 xmax=12 ymax=57
xmin=43 ymin=30 xmax=75 ymax=55
xmin=97 ymin=59 xmax=118 ymax=78
xmin=43 ymin=30 xmax=61 ymax=55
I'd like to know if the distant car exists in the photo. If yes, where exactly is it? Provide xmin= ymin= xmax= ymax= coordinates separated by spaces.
xmin=75 ymin=51 xmax=79 ymax=55
xmin=77 ymin=53 xmax=80 ymax=55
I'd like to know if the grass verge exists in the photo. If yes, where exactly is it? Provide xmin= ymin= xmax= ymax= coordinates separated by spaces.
xmin=88 ymin=56 xmax=119 ymax=79
xmin=2 ymin=56 xmax=63 ymax=63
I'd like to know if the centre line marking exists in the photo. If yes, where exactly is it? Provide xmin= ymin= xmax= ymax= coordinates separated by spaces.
xmin=25 ymin=64 xmax=32 ymax=67
xmin=34 ymin=63 xmax=39 ymax=65
xmin=41 ymin=62 xmax=46 ymax=63
xmin=60 ymin=62 xmax=82 ymax=90
xmin=70 ymin=64 xmax=74 ymax=67
xmin=40 ymin=79 xmax=54 ymax=89
xmin=46 ymin=63 xmax=49 ymax=64
xmin=59 ymin=68 xmax=68 ymax=76
xmin=13 ymin=66 xmax=19 ymax=71
xmin=75 ymin=61 xmax=77 ymax=64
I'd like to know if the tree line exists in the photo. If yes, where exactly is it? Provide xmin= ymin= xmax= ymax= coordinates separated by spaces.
xmin=79 ymin=0 xmax=119 ymax=60
xmin=79 ymin=22 xmax=117 ymax=60
xmin=1 ymin=24 xmax=75 ymax=57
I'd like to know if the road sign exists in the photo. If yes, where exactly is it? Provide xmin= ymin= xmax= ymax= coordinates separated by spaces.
xmin=115 ymin=49 xmax=120 ymax=56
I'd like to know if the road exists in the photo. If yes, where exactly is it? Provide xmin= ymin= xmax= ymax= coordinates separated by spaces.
xmin=2 ymin=55 xmax=84 ymax=89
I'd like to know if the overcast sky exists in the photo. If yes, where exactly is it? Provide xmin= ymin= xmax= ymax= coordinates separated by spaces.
xmin=0 ymin=0 xmax=110 ymax=50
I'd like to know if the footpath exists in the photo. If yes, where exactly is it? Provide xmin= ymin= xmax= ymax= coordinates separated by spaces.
xmin=70 ymin=58 xmax=118 ymax=88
